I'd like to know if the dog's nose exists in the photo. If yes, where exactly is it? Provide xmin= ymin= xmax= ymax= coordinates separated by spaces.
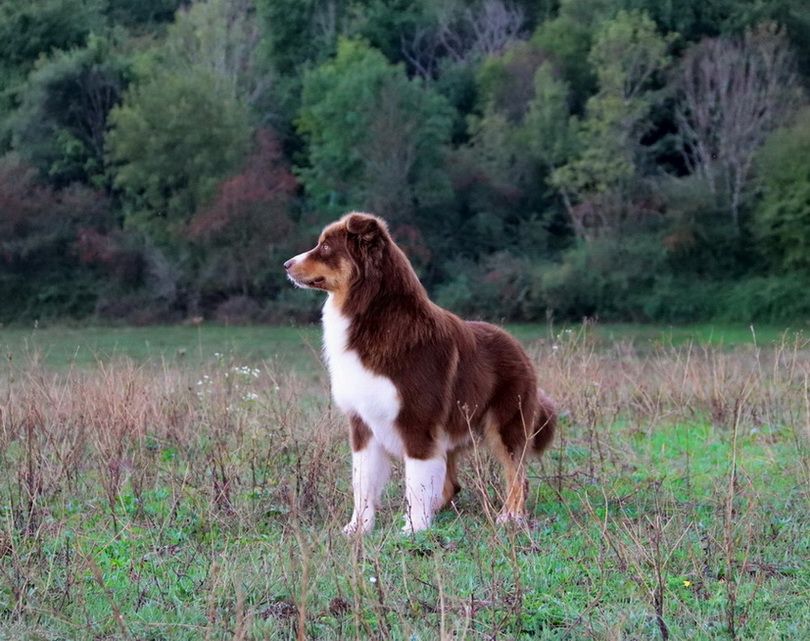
xmin=283 ymin=258 xmax=294 ymax=271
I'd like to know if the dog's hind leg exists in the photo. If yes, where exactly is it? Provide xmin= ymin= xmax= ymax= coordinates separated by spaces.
xmin=441 ymin=449 xmax=462 ymax=509
xmin=532 ymin=388 xmax=556 ymax=454
xmin=484 ymin=411 xmax=532 ymax=524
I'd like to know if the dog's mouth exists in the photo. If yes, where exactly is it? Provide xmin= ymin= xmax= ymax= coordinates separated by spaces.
xmin=305 ymin=276 xmax=327 ymax=289
xmin=288 ymin=273 xmax=327 ymax=290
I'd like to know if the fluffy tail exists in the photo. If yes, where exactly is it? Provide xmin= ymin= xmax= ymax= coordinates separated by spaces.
xmin=532 ymin=388 xmax=556 ymax=453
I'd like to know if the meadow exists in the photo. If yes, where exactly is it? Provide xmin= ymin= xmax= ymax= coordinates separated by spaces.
xmin=0 ymin=323 xmax=808 ymax=640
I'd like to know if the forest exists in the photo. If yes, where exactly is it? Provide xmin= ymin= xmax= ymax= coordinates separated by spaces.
xmin=1 ymin=0 xmax=809 ymax=325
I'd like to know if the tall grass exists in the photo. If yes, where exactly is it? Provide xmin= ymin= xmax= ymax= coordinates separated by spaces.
xmin=0 ymin=328 xmax=807 ymax=639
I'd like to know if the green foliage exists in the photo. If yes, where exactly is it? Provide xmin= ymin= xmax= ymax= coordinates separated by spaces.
xmin=754 ymin=108 xmax=810 ymax=272
xmin=0 ymin=0 xmax=106 ymax=135
xmin=8 ymin=35 xmax=129 ymax=187
xmin=620 ymin=0 xmax=733 ymax=40
xmin=589 ymin=10 xmax=671 ymax=97
xmin=105 ymin=0 xmax=184 ymax=28
xmin=536 ymin=233 xmax=667 ymax=321
xmin=531 ymin=12 xmax=596 ymax=112
xmin=107 ymin=68 xmax=251 ymax=244
xmin=0 ymin=0 xmax=105 ymax=70
xmin=450 ymin=56 xmax=572 ymax=271
xmin=255 ymin=0 xmax=341 ymax=74
xmin=351 ymin=0 xmax=427 ymax=64
xmin=525 ymin=63 xmax=576 ymax=169
xmin=0 ymin=154 xmax=110 ymax=321
xmin=551 ymin=10 xmax=672 ymax=236
xmin=720 ymin=275 xmax=810 ymax=322
xmin=436 ymin=252 xmax=538 ymax=320
xmin=297 ymin=38 xmax=453 ymax=221
xmin=0 ymin=0 xmax=809 ymax=323
xmin=156 ymin=0 xmax=264 ymax=104
xmin=477 ymin=40 xmax=548 ymax=122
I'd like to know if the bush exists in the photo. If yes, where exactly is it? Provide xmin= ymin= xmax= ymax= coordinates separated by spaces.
xmin=753 ymin=108 xmax=810 ymax=273
xmin=435 ymin=252 xmax=536 ymax=321
xmin=213 ymin=295 xmax=261 ymax=325
xmin=0 ymin=154 xmax=110 ymax=321
xmin=535 ymin=233 xmax=666 ymax=321
xmin=719 ymin=276 xmax=810 ymax=323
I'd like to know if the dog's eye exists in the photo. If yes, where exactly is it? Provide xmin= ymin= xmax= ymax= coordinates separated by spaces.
xmin=321 ymin=243 xmax=331 ymax=254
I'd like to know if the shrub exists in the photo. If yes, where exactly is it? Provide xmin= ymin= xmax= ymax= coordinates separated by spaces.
xmin=719 ymin=276 xmax=810 ymax=323
xmin=753 ymin=108 xmax=810 ymax=273
xmin=435 ymin=252 xmax=535 ymax=321
xmin=535 ymin=233 xmax=666 ymax=321
xmin=0 ymin=154 xmax=110 ymax=321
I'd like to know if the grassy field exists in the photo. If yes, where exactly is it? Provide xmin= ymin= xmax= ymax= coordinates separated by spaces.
xmin=0 ymin=321 xmax=805 ymax=369
xmin=0 ymin=324 xmax=808 ymax=640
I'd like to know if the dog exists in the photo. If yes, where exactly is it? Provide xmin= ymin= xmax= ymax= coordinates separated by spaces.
xmin=284 ymin=212 xmax=555 ymax=534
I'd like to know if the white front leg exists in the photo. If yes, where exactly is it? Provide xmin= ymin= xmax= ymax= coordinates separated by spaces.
xmin=402 ymin=456 xmax=446 ymax=534
xmin=343 ymin=438 xmax=391 ymax=535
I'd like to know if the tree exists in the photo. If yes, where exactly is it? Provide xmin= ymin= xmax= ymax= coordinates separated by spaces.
xmin=400 ymin=0 xmax=526 ymax=78
xmin=156 ymin=0 xmax=268 ymax=106
xmin=551 ymin=10 xmax=672 ymax=239
xmin=105 ymin=0 xmax=184 ymax=28
xmin=524 ymin=62 xmax=576 ymax=172
xmin=106 ymin=68 xmax=251 ymax=245
xmin=0 ymin=0 xmax=104 ymax=71
xmin=187 ymin=128 xmax=299 ymax=299
xmin=676 ymin=22 xmax=800 ymax=232
xmin=9 ymin=35 xmax=129 ymax=187
xmin=0 ymin=153 xmax=110 ymax=319
xmin=476 ymin=40 xmax=548 ymax=121
xmin=0 ymin=0 xmax=105 ymax=138
xmin=753 ymin=108 xmax=810 ymax=272
xmin=442 ymin=57 xmax=571 ymax=270
xmin=297 ymin=39 xmax=453 ymax=225
xmin=531 ymin=11 xmax=596 ymax=113
xmin=255 ymin=0 xmax=346 ymax=74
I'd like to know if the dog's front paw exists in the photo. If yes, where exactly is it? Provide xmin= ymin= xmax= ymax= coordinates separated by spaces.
xmin=401 ymin=514 xmax=431 ymax=535
xmin=342 ymin=516 xmax=374 ymax=536
xmin=495 ymin=510 xmax=527 ymax=526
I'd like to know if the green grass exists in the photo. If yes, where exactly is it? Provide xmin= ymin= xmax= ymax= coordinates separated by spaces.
xmin=0 ymin=324 xmax=323 ymax=370
xmin=0 ymin=327 xmax=808 ymax=640
xmin=509 ymin=321 xmax=807 ymax=347
xmin=2 ymin=418 xmax=805 ymax=640
xmin=1 ymin=322 xmax=805 ymax=369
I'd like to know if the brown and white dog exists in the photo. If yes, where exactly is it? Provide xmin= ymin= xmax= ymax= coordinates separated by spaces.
xmin=284 ymin=212 xmax=555 ymax=534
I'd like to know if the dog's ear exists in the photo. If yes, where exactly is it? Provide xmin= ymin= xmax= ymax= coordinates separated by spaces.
xmin=345 ymin=213 xmax=385 ymax=243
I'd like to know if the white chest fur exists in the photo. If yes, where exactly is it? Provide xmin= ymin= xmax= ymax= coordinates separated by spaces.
xmin=322 ymin=296 xmax=404 ymax=458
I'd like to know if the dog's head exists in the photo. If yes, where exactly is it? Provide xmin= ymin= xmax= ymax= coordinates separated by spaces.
xmin=284 ymin=212 xmax=389 ymax=300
